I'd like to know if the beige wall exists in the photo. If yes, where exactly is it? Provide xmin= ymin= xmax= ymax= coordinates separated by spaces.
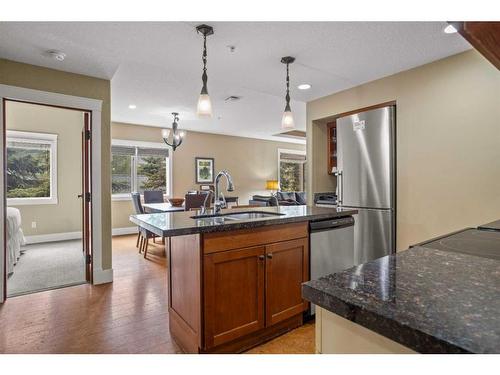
xmin=0 ymin=58 xmax=112 ymax=270
xmin=307 ymin=50 xmax=500 ymax=250
xmin=111 ymin=122 xmax=306 ymax=229
xmin=6 ymin=101 xmax=82 ymax=236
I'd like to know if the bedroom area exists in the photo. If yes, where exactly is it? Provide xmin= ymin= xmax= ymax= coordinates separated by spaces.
xmin=5 ymin=100 xmax=88 ymax=297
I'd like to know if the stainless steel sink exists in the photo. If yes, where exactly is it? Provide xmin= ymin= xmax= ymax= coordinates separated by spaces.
xmin=222 ymin=212 xmax=284 ymax=220
xmin=191 ymin=211 xmax=284 ymax=221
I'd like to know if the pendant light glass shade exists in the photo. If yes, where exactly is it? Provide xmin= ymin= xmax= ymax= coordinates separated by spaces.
xmin=161 ymin=128 xmax=170 ymax=139
xmin=281 ymin=109 xmax=295 ymax=129
xmin=197 ymin=93 xmax=213 ymax=117
xmin=280 ymin=56 xmax=295 ymax=130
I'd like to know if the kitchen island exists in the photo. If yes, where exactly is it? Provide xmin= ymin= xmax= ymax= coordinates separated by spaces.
xmin=130 ymin=205 xmax=357 ymax=353
xmin=302 ymin=246 xmax=500 ymax=354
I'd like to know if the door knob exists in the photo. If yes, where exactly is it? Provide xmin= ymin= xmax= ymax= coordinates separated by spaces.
xmin=258 ymin=255 xmax=265 ymax=260
xmin=267 ymin=253 xmax=273 ymax=259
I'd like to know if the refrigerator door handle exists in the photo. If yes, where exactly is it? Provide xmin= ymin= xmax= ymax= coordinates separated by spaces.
xmin=334 ymin=170 xmax=343 ymax=206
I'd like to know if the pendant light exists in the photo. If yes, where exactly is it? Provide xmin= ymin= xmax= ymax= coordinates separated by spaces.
xmin=196 ymin=24 xmax=214 ymax=118
xmin=162 ymin=112 xmax=185 ymax=151
xmin=281 ymin=56 xmax=295 ymax=129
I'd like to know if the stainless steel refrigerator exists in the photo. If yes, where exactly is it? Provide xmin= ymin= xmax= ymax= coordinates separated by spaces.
xmin=335 ymin=105 xmax=396 ymax=263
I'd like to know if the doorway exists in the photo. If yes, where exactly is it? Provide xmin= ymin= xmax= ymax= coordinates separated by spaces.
xmin=3 ymin=99 xmax=92 ymax=297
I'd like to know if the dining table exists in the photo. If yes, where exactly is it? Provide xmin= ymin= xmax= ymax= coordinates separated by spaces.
xmin=142 ymin=202 xmax=185 ymax=213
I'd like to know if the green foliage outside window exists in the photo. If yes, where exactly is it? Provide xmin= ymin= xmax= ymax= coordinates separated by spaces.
xmin=279 ymin=161 xmax=301 ymax=192
xmin=138 ymin=156 xmax=166 ymax=192
xmin=7 ymin=147 xmax=50 ymax=198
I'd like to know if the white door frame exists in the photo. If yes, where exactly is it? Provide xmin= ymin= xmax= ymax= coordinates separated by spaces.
xmin=0 ymin=84 xmax=106 ymax=303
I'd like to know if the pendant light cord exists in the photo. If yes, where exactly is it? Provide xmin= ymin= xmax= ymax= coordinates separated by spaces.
xmin=201 ymin=33 xmax=208 ymax=93
xmin=285 ymin=63 xmax=291 ymax=110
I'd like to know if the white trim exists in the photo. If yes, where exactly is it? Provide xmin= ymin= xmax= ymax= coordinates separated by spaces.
xmin=25 ymin=231 xmax=82 ymax=244
xmin=93 ymin=268 xmax=113 ymax=284
xmin=112 ymin=227 xmax=138 ymax=236
xmin=112 ymin=139 xmax=167 ymax=149
xmin=0 ymin=84 xmax=107 ymax=302
xmin=6 ymin=130 xmax=59 ymax=205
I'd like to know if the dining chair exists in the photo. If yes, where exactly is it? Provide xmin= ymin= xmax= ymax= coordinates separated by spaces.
xmin=143 ymin=190 xmax=164 ymax=204
xmin=131 ymin=192 xmax=155 ymax=258
xmin=184 ymin=192 xmax=210 ymax=211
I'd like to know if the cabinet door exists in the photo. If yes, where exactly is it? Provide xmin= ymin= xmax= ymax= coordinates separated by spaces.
xmin=265 ymin=238 xmax=309 ymax=326
xmin=204 ymin=246 xmax=265 ymax=348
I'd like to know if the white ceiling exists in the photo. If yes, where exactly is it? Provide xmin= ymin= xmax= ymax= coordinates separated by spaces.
xmin=0 ymin=22 xmax=470 ymax=143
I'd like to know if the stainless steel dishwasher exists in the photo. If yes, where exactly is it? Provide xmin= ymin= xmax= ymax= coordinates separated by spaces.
xmin=309 ymin=215 xmax=355 ymax=314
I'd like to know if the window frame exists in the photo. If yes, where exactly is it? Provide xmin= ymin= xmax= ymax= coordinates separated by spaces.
xmin=6 ymin=130 xmax=58 ymax=206
xmin=277 ymin=148 xmax=306 ymax=192
xmin=111 ymin=139 xmax=173 ymax=201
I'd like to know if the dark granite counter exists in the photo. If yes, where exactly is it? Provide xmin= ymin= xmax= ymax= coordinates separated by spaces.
xmin=479 ymin=219 xmax=500 ymax=232
xmin=302 ymin=247 xmax=500 ymax=354
xmin=130 ymin=205 xmax=357 ymax=238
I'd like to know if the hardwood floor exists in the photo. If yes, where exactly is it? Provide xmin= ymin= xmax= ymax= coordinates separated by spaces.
xmin=0 ymin=234 xmax=314 ymax=354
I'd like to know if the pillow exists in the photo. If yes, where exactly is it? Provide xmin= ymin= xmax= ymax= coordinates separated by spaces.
xmin=295 ymin=192 xmax=307 ymax=205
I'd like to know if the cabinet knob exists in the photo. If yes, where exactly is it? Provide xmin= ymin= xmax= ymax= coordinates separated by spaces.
xmin=267 ymin=253 xmax=273 ymax=259
xmin=258 ymin=255 xmax=265 ymax=260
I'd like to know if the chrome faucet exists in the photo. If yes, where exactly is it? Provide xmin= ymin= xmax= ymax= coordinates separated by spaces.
xmin=214 ymin=170 xmax=234 ymax=213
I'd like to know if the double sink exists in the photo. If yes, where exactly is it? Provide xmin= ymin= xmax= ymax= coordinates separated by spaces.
xmin=191 ymin=211 xmax=284 ymax=224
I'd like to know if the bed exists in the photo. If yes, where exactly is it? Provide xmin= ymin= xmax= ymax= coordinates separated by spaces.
xmin=6 ymin=207 xmax=26 ymax=275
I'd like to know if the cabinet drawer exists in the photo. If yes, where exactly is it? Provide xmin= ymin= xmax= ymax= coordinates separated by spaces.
xmin=203 ymin=222 xmax=308 ymax=254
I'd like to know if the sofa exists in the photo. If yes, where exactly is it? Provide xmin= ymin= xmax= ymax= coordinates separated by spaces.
xmin=249 ymin=191 xmax=306 ymax=207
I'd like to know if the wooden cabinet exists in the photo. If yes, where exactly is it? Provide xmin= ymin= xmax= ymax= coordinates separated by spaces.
xmin=453 ymin=22 xmax=500 ymax=70
xmin=168 ymin=222 xmax=310 ymax=353
xmin=265 ymin=238 xmax=309 ymax=326
xmin=204 ymin=246 xmax=265 ymax=348
xmin=202 ymin=227 xmax=309 ymax=350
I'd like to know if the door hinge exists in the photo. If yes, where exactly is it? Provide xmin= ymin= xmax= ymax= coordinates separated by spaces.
xmin=86 ymin=254 xmax=92 ymax=264
xmin=85 ymin=130 xmax=91 ymax=140
xmin=85 ymin=192 xmax=91 ymax=202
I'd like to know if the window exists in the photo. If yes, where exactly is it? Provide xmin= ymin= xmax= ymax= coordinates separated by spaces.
xmin=111 ymin=140 xmax=171 ymax=200
xmin=6 ymin=130 xmax=58 ymax=205
xmin=278 ymin=149 xmax=306 ymax=192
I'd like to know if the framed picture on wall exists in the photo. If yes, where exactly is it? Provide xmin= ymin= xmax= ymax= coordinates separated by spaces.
xmin=195 ymin=157 xmax=215 ymax=184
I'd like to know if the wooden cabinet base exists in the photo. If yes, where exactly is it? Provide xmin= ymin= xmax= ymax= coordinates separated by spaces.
xmin=200 ymin=314 xmax=302 ymax=354
xmin=168 ymin=223 xmax=309 ymax=354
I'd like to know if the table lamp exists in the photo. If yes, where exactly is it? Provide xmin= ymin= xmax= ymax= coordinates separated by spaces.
xmin=266 ymin=180 xmax=279 ymax=195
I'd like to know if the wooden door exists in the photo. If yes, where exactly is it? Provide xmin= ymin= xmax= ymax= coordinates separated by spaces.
xmin=265 ymin=237 xmax=308 ymax=326
xmin=204 ymin=245 xmax=265 ymax=349
xmin=81 ymin=112 xmax=92 ymax=282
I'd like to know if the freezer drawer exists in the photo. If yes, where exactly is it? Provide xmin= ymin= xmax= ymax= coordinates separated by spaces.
xmin=349 ymin=207 xmax=394 ymax=264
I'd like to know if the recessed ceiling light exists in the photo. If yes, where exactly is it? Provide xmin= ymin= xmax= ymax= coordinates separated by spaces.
xmin=444 ymin=25 xmax=458 ymax=34
xmin=297 ymin=84 xmax=311 ymax=90
xmin=128 ymin=104 xmax=137 ymax=109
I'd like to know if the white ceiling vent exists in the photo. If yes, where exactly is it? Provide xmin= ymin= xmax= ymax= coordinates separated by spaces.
xmin=224 ymin=95 xmax=242 ymax=102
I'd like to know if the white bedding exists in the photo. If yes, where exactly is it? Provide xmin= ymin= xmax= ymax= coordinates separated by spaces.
xmin=6 ymin=207 xmax=26 ymax=275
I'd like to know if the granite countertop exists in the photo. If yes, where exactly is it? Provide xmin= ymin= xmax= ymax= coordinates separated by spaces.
xmin=302 ymin=246 xmax=500 ymax=354
xmin=130 ymin=205 xmax=357 ymax=238
xmin=479 ymin=219 xmax=500 ymax=231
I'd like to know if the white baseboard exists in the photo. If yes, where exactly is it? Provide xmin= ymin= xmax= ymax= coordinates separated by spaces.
xmin=25 ymin=227 xmax=137 ymax=244
xmin=93 ymin=268 xmax=113 ymax=285
xmin=25 ymin=231 xmax=82 ymax=244
xmin=112 ymin=227 xmax=138 ymax=236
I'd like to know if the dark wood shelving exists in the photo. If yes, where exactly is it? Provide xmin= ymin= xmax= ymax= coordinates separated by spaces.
xmin=327 ymin=121 xmax=337 ymax=175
